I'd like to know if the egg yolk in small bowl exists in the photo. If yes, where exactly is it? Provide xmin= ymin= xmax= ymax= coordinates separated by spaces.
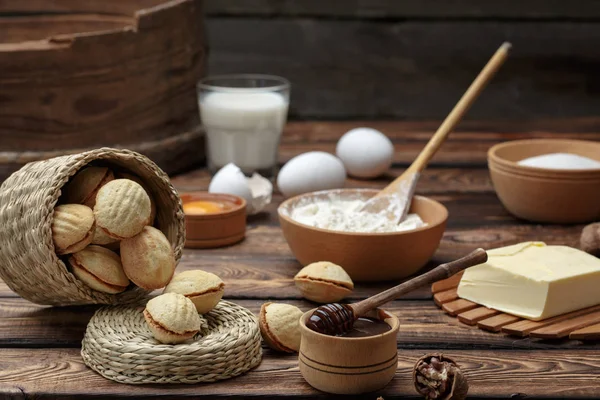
xmin=183 ymin=200 xmax=232 ymax=215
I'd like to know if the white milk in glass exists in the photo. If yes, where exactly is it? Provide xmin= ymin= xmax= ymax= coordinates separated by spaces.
xmin=200 ymin=91 xmax=289 ymax=175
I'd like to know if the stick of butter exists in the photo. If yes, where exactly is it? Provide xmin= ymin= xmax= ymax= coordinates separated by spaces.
xmin=457 ymin=242 xmax=600 ymax=321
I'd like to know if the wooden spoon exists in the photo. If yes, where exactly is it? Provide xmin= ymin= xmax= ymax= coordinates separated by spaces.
xmin=305 ymin=248 xmax=488 ymax=336
xmin=360 ymin=42 xmax=512 ymax=222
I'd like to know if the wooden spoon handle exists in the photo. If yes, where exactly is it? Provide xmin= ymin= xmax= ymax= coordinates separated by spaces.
xmin=351 ymin=248 xmax=488 ymax=317
xmin=377 ymin=42 xmax=511 ymax=198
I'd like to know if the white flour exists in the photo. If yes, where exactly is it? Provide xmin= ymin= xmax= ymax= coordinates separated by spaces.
xmin=518 ymin=153 xmax=600 ymax=170
xmin=290 ymin=198 xmax=427 ymax=233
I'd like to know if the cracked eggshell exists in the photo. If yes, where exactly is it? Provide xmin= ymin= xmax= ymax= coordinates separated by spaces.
xmin=247 ymin=173 xmax=273 ymax=214
xmin=209 ymin=163 xmax=272 ymax=215
xmin=277 ymin=152 xmax=346 ymax=198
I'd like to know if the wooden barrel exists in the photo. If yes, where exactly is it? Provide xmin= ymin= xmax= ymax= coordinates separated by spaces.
xmin=0 ymin=0 xmax=206 ymax=181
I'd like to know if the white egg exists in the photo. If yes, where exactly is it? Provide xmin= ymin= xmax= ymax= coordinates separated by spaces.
xmin=277 ymin=152 xmax=346 ymax=198
xmin=336 ymin=127 xmax=394 ymax=179
xmin=208 ymin=163 xmax=272 ymax=214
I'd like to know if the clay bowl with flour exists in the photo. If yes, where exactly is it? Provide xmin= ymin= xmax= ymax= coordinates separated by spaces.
xmin=488 ymin=139 xmax=600 ymax=224
xmin=278 ymin=189 xmax=448 ymax=282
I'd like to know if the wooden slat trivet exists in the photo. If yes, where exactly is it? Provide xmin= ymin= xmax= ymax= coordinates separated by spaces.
xmin=529 ymin=309 xmax=600 ymax=339
xmin=442 ymin=298 xmax=478 ymax=316
xmin=433 ymin=288 xmax=458 ymax=306
xmin=432 ymin=273 xmax=600 ymax=341
xmin=478 ymin=314 xmax=521 ymax=332
xmin=458 ymin=307 xmax=499 ymax=326
xmin=569 ymin=322 xmax=600 ymax=340
xmin=431 ymin=271 xmax=464 ymax=293
xmin=502 ymin=304 xmax=600 ymax=337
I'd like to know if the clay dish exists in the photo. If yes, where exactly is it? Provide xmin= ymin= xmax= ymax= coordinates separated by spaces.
xmin=278 ymin=189 xmax=448 ymax=282
xmin=489 ymin=165 xmax=600 ymax=224
xmin=489 ymin=159 xmax=600 ymax=181
xmin=298 ymin=308 xmax=399 ymax=395
xmin=180 ymin=192 xmax=246 ymax=249
xmin=488 ymin=139 xmax=600 ymax=223
xmin=489 ymin=139 xmax=600 ymax=180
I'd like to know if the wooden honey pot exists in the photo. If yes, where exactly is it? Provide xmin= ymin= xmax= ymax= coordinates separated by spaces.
xmin=298 ymin=308 xmax=400 ymax=395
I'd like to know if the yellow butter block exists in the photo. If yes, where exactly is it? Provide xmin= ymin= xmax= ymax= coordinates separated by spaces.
xmin=457 ymin=242 xmax=600 ymax=321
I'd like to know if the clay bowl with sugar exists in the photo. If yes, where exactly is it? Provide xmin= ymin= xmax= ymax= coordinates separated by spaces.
xmin=278 ymin=188 xmax=448 ymax=282
xmin=298 ymin=308 xmax=399 ymax=394
xmin=488 ymin=139 xmax=600 ymax=224
xmin=489 ymin=139 xmax=600 ymax=179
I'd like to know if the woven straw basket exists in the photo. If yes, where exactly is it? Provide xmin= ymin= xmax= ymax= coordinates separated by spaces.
xmin=81 ymin=301 xmax=262 ymax=384
xmin=0 ymin=148 xmax=185 ymax=306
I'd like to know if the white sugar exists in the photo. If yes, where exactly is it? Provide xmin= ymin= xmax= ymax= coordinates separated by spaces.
xmin=518 ymin=153 xmax=600 ymax=170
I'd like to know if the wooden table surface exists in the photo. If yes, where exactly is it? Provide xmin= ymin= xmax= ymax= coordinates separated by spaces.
xmin=2 ymin=120 xmax=600 ymax=399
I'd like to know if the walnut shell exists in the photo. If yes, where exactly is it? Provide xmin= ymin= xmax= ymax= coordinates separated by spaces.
xmin=413 ymin=353 xmax=468 ymax=400
xmin=581 ymin=222 xmax=600 ymax=257
xmin=294 ymin=261 xmax=354 ymax=303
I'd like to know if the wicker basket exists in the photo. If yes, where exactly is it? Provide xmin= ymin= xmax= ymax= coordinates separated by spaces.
xmin=0 ymin=148 xmax=185 ymax=306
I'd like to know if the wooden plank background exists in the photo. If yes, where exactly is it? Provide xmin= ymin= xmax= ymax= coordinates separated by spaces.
xmin=2 ymin=348 xmax=599 ymax=398
xmin=204 ymin=1 xmax=600 ymax=19
xmin=204 ymin=0 xmax=600 ymax=119
xmin=0 ymin=0 xmax=598 ymax=120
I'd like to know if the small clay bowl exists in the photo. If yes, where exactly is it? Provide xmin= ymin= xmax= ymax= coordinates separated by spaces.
xmin=489 ymin=165 xmax=600 ymax=224
xmin=489 ymin=158 xmax=600 ymax=181
xmin=278 ymin=189 xmax=448 ymax=282
xmin=488 ymin=139 xmax=600 ymax=223
xmin=299 ymin=308 xmax=399 ymax=395
xmin=180 ymin=192 xmax=246 ymax=248
xmin=489 ymin=139 xmax=600 ymax=180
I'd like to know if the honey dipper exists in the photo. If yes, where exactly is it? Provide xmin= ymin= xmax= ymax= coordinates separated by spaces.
xmin=305 ymin=248 xmax=488 ymax=336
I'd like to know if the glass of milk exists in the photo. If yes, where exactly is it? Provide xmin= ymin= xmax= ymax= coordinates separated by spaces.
xmin=197 ymin=74 xmax=290 ymax=177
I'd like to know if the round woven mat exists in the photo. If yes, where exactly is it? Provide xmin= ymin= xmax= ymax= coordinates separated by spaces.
xmin=81 ymin=300 xmax=262 ymax=384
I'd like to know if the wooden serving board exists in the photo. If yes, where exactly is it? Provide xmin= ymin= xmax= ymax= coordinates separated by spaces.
xmin=432 ymin=272 xmax=600 ymax=340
